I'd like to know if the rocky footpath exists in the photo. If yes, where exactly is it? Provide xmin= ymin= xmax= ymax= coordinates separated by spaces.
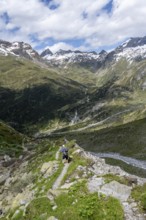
xmin=0 ymin=141 xmax=146 ymax=220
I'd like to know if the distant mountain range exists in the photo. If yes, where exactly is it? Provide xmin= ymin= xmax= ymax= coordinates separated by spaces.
xmin=1 ymin=36 xmax=146 ymax=70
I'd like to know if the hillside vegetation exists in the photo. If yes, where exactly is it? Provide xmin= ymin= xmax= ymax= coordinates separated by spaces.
xmin=0 ymin=56 xmax=85 ymax=132
xmin=0 ymin=121 xmax=23 ymax=156
xmin=67 ymin=117 xmax=146 ymax=160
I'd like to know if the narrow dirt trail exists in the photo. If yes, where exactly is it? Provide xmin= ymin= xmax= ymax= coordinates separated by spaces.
xmin=52 ymin=162 xmax=70 ymax=190
xmin=52 ymin=149 xmax=70 ymax=190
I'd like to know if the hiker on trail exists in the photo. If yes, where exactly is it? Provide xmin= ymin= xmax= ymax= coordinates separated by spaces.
xmin=60 ymin=145 xmax=69 ymax=162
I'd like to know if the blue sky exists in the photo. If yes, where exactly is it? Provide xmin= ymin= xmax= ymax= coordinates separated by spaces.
xmin=0 ymin=0 xmax=146 ymax=53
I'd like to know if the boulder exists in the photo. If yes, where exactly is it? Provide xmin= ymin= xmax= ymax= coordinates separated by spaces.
xmin=87 ymin=177 xmax=105 ymax=193
xmin=40 ymin=161 xmax=58 ymax=178
xmin=60 ymin=181 xmax=76 ymax=189
xmin=99 ymin=181 xmax=131 ymax=202
xmin=52 ymin=205 xmax=57 ymax=210
xmin=4 ymin=155 xmax=11 ymax=162
xmin=48 ymin=189 xmax=68 ymax=197
xmin=11 ymin=188 xmax=34 ymax=209
xmin=124 ymin=176 xmax=137 ymax=186
xmin=0 ymin=171 xmax=10 ymax=185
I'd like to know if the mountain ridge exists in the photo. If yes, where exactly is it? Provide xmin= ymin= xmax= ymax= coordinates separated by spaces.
xmin=1 ymin=36 xmax=146 ymax=69
xmin=40 ymin=36 xmax=146 ymax=69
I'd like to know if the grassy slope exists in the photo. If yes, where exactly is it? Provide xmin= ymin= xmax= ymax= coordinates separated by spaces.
xmin=56 ymin=65 xmax=98 ymax=86
xmin=66 ymin=117 xmax=146 ymax=160
xmin=0 ymin=121 xmax=23 ymax=156
xmin=0 ymin=56 xmax=85 ymax=131
xmin=57 ymin=59 xmax=146 ymax=122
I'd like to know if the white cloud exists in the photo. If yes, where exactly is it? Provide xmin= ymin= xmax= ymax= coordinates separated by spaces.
xmin=47 ymin=42 xmax=89 ymax=53
xmin=48 ymin=42 xmax=74 ymax=53
xmin=0 ymin=0 xmax=146 ymax=51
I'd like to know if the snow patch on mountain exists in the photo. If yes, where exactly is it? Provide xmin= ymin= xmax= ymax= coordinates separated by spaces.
xmin=115 ymin=45 xmax=146 ymax=62
xmin=42 ymin=49 xmax=106 ymax=68
xmin=1 ymin=36 xmax=146 ymax=68
xmin=41 ymin=37 xmax=146 ymax=68
xmin=0 ymin=40 xmax=40 ymax=60
xmin=121 ymin=39 xmax=132 ymax=48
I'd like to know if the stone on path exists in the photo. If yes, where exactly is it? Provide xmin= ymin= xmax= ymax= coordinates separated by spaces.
xmin=61 ymin=181 xmax=76 ymax=189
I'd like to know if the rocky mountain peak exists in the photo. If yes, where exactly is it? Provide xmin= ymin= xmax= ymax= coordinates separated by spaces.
xmin=55 ymin=49 xmax=73 ymax=55
xmin=116 ymin=36 xmax=146 ymax=52
xmin=40 ymin=48 xmax=53 ymax=57
xmin=99 ymin=50 xmax=107 ymax=55
xmin=0 ymin=39 xmax=11 ymax=47
xmin=0 ymin=40 xmax=40 ymax=60
xmin=124 ymin=36 xmax=146 ymax=48
xmin=113 ymin=36 xmax=146 ymax=62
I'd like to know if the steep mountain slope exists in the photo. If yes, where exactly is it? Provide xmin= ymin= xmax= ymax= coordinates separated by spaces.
xmin=0 ymin=55 xmax=85 ymax=132
xmin=1 ymin=37 xmax=146 ymax=153
xmin=0 ymin=121 xmax=23 ymax=157
xmin=106 ymin=36 xmax=146 ymax=63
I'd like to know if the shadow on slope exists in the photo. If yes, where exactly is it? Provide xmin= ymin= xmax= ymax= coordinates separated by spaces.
xmin=0 ymin=121 xmax=23 ymax=156
xmin=0 ymin=83 xmax=84 ymax=131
